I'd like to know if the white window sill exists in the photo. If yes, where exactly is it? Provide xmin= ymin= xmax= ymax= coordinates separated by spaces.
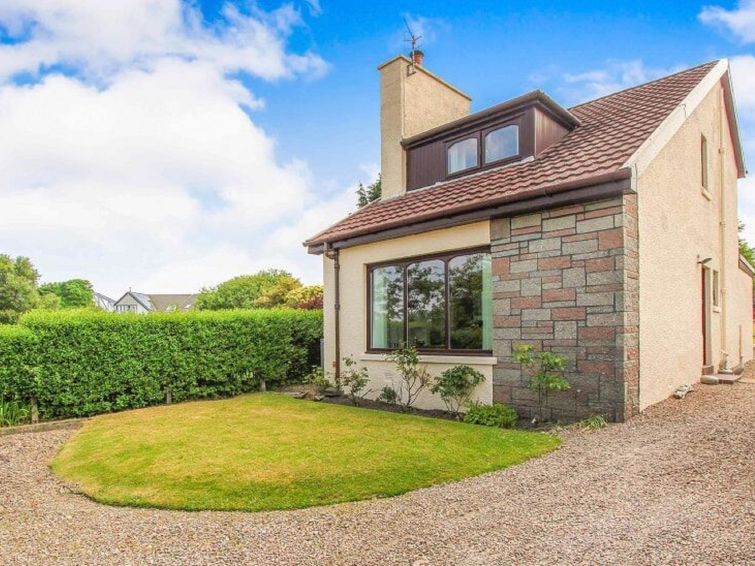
xmin=359 ymin=353 xmax=498 ymax=366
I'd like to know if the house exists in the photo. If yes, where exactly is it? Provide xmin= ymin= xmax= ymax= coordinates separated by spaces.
xmin=113 ymin=291 xmax=198 ymax=313
xmin=93 ymin=292 xmax=115 ymax=312
xmin=304 ymin=52 xmax=752 ymax=422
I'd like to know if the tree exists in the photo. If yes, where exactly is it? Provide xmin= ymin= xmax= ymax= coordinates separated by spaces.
xmin=738 ymin=221 xmax=755 ymax=268
xmin=285 ymin=285 xmax=324 ymax=310
xmin=0 ymin=254 xmax=40 ymax=324
xmin=38 ymin=279 xmax=94 ymax=309
xmin=356 ymin=174 xmax=381 ymax=208
xmin=196 ymin=269 xmax=303 ymax=310
xmin=386 ymin=344 xmax=434 ymax=410
xmin=253 ymin=274 xmax=302 ymax=308
xmin=513 ymin=344 xmax=571 ymax=423
xmin=431 ymin=365 xmax=485 ymax=418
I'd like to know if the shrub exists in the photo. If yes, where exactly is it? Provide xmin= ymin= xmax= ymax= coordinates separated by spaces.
xmin=285 ymin=285 xmax=324 ymax=310
xmin=304 ymin=366 xmax=331 ymax=389
xmin=431 ymin=365 xmax=485 ymax=418
xmin=577 ymin=414 xmax=608 ymax=430
xmin=386 ymin=345 xmax=434 ymax=410
xmin=377 ymin=385 xmax=399 ymax=405
xmin=463 ymin=402 xmax=518 ymax=428
xmin=0 ymin=400 xmax=31 ymax=427
xmin=513 ymin=344 xmax=571 ymax=422
xmin=341 ymin=356 xmax=371 ymax=405
xmin=0 ymin=309 xmax=322 ymax=419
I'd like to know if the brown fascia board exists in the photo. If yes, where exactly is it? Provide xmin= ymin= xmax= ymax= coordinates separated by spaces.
xmin=306 ymin=169 xmax=632 ymax=254
xmin=402 ymin=90 xmax=581 ymax=149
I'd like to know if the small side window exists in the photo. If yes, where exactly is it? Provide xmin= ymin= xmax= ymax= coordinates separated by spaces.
xmin=447 ymin=138 xmax=478 ymax=175
xmin=701 ymin=135 xmax=709 ymax=192
xmin=485 ymin=125 xmax=519 ymax=164
xmin=712 ymin=269 xmax=720 ymax=307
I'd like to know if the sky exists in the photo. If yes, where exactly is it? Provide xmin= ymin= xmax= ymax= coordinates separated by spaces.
xmin=0 ymin=0 xmax=754 ymax=298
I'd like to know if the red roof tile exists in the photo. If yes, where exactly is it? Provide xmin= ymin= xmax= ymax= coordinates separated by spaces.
xmin=305 ymin=61 xmax=718 ymax=248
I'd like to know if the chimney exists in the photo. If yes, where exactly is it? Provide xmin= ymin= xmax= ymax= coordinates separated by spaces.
xmin=411 ymin=49 xmax=424 ymax=66
xmin=378 ymin=55 xmax=471 ymax=200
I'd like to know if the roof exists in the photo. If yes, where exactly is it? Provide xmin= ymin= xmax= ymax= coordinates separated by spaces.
xmin=147 ymin=294 xmax=198 ymax=312
xmin=113 ymin=291 xmax=197 ymax=312
xmin=403 ymin=90 xmax=580 ymax=148
xmin=306 ymin=60 xmax=741 ymax=252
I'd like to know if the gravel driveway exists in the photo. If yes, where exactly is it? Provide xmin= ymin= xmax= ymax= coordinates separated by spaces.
xmin=2 ymin=382 xmax=754 ymax=566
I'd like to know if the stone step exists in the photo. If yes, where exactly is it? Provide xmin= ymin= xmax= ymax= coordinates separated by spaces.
xmin=716 ymin=373 xmax=742 ymax=385
xmin=701 ymin=373 xmax=743 ymax=386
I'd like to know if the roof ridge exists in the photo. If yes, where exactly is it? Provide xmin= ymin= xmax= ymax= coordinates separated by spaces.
xmin=568 ymin=60 xmax=720 ymax=111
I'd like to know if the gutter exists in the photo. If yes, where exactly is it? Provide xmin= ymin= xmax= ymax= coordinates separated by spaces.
xmin=324 ymin=244 xmax=341 ymax=385
xmin=307 ymin=169 xmax=632 ymax=254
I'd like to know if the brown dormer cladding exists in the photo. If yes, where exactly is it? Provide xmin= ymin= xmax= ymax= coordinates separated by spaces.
xmin=403 ymin=91 xmax=580 ymax=191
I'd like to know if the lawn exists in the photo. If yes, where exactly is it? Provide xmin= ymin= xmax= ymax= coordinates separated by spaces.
xmin=52 ymin=393 xmax=560 ymax=512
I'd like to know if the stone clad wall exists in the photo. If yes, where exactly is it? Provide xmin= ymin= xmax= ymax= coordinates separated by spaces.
xmin=490 ymin=195 xmax=639 ymax=421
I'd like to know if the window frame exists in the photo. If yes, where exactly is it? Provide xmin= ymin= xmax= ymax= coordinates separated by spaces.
xmin=445 ymin=135 xmax=480 ymax=176
xmin=366 ymin=246 xmax=492 ymax=355
xmin=701 ymin=134 xmax=711 ymax=199
xmin=443 ymin=116 xmax=524 ymax=181
xmin=483 ymin=123 xmax=521 ymax=166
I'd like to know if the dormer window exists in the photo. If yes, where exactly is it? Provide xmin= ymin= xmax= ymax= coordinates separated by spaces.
xmin=404 ymin=91 xmax=579 ymax=191
xmin=484 ymin=125 xmax=519 ymax=164
xmin=447 ymin=137 xmax=478 ymax=175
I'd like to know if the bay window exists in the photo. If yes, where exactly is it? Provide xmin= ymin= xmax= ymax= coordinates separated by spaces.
xmin=369 ymin=249 xmax=492 ymax=353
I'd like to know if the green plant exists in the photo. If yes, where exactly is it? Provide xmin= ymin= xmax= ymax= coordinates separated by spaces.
xmin=377 ymin=385 xmax=399 ymax=405
xmin=356 ymin=174 xmax=381 ymax=208
xmin=386 ymin=345 xmax=434 ymax=410
xmin=463 ymin=402 xmax=518 ymax=428
xmin=304 ymin=366 xmax=331 ymax=389
xmin=38 ymin=279 xmax=94 ymax=309
xmin=431 ymin=365 xmax=485 ymax=418
xmin=0 ymin=309 xmax=322 ymax=419
xmin=0 ymin=254 xmax=41 ymax=324
xmin=513 ymin=344 xmax=571 ymax=422
xmin=341 ymin=356 xmax=371 ymax=405
xmin=284 ymin=285 xmax=324 ymax=310
xmin=0 ymin=399 xmax=31 ymax=427
xmin=577 ymin=414 xmax=608 ymax=430
xmin=195 ymin=270 xmax=302 ymax=310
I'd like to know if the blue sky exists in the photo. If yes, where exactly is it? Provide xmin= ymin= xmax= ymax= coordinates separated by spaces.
xmin=249 ymin=0 xmax=750 ymax=188
xmin=0 ymin=0 xmax=753 ymax=296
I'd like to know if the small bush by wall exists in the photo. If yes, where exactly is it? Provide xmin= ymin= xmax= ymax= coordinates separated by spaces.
xmin=0 ymin=309 xmax=322 ymax=419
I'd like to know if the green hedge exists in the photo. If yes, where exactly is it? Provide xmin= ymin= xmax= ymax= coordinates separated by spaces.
xmin=0 ymin=309 xmax=322 ymax=419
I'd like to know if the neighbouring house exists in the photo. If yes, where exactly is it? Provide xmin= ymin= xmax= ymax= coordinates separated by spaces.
xmin=93 ymin=292 xmax=115 ymax=312
xmin=304 ymin=52 xmax=752 ymax=421
xmin=113 ymin=291 xmax=198 ymax=313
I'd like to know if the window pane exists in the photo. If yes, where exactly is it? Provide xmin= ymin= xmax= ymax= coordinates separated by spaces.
xmin=447 ymin=138 xmax=478 ymax=174
xmin=449 ymin=253 xmax=492 ymax=350
xmin=485 ymin=125 xmax=519 ymax=164
xmin=371 ymin=266 xmax=404 ymax=349
xmin=407 ymin=260 xmax=446 ymax=348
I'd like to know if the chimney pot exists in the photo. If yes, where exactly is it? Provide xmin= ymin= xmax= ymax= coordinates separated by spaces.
xmin=411 ymin=49 xmax=424 ymax=66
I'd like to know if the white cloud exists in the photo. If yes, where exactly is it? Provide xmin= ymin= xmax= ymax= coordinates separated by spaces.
xmin=730 ymin=55 xmax=755 ymax=119
xmin=0 ymin=1 xmax=353 ymax=297
xmin=0 ymin=0 xmax=328 ymax=82
xmin=700 ymin=0 xmax=755 ymax=43
xmin=559 ymin=60 xmax=681 ymax=104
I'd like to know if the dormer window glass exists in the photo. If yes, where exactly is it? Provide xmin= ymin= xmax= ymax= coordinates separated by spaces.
xmin=484 ymin=125 xmax=519 ymax=164
xmin=447 ymin=137 xmax=478 ymax=175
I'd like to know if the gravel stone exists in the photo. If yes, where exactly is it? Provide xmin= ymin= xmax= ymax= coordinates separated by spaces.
xmin=1 ymin=377 xmax=754 ymax=565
